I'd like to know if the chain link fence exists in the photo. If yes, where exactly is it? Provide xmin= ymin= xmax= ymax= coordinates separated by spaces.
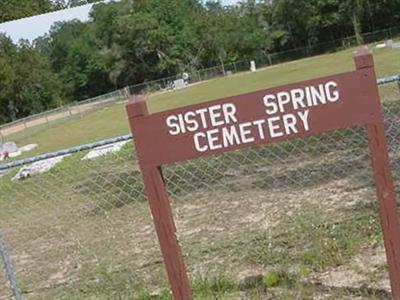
xmin=0 ymin=79 xmax=399 ymax=299
xmin=2 ymin=25 xmax=400 ymax=144
xmin=0 ymin=90 xmax=124 ymax=143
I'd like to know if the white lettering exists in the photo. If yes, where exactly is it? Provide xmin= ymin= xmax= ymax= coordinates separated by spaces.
xmin=194 ymin=132 xmax=207 ymax=152
xmin=166 ymin=115 xmax=180 ymax=135
xmin=222 ymin=126 xmax=241 ymax=147
xmin=196 ymin=108 xmax=209 ymax=129
xmin=262 ymin=81 xmax=341 ymax=114
xmin=223 ymin=103 xmax=238 ymax=124
xmin=263 ymin=95 xmax=278 ymax=115
xmin=291 ymin=89 xmax=306 ymax=110
xmin=325 ymin=81 xmax=339 ymax=102
xmin=283 ymin=114 xmax=298 ymax=135
xmin=268 ymin=116 xmax=284 ymax=138
xmin=252 ymin=119 xmax=266 ymax=140
xmin=184 ymin=111 xmax=198 ymax=132
xmin=311 ymin=85 xmax=327 ymax=106
xmin=298 ymin=110 xmax=310 ymax=131
xmin=305 ymin=87 xmax=313 ymax=106
xmin=207 ymin=129 xmax=222 ymax=150
xmin=177 ymin=114 xmax=186 ymax=134
xmin=239 ymin=122 xmax=255 ymax=144
xmin=209 ymin=105 xmax=224 ymax=127
xmin=277 ymin=91 xmax=291 ymax=113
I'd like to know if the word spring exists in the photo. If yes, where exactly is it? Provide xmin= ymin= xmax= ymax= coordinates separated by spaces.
xmin=166 ymin=81 xmax=340 ymax=152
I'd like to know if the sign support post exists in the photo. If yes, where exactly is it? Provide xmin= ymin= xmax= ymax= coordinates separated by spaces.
xmin=355 ymin=49 xmax=400 ymax=299
xmin=127 ymin=97 xmax=193 ymax=300
xmin=127 ymin=48 xmax=400 ymax=300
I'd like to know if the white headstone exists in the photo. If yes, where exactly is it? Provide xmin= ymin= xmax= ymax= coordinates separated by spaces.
xmin=173 ymin=79 xmax=186 ymax=90
xmin=386 ymin=39 xmax=394 ymax=48
xmin=250 ymin=61 xmax=256 ymax=72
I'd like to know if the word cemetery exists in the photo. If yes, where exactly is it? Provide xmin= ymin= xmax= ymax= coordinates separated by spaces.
xmin=127 ymin=48 xmax=400 ymax=300
xmin=166 ymin=81 xmax=339 ymax=152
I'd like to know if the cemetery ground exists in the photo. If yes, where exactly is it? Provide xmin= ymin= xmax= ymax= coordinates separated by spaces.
xmin=0 ymin=124 xmax=398 ymax=299
xmin=1 ymin=45 xmax=400 ymax=299
xmin=4 ymin=45 xmax=400 ymax=158
xmin=1 ymin=113 xmax=400 ymax=298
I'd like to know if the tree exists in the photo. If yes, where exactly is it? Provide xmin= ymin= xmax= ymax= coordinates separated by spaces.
xmin=0 ymin=35 xmax=63 ymax=123
xmin=0 ymin=0 xmax=53 ymax=23
xmin=2 ymin=0 xmax=400 ymax=125
xmin=0 ymin=35 xmax=17 ymax=123
xmin=42 ymin=20 xmax=113 ymax=101
xmin=12 ymin=42 xmax=63 ymax=118
xmin=52 ymin=0 xmax=102 ymax=9
xmin=90 ymin=0 xmax=206 ymax=87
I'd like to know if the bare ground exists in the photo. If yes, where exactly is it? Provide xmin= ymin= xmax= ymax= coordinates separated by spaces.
xmin=0 ymin=130 xmax=397 ymax=299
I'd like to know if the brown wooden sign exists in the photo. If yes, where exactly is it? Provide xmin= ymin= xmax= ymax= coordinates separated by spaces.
xmin=126 ymin=48 xmax=400 ymax=300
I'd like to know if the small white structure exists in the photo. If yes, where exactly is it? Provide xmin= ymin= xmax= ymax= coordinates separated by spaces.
xmin=173 ymin=79 xmax=186 ymax=90
xmin=12 ymin=154 xmax=70 ymax=181
xmin=386 ymin=39 xmax=394 ymax=48
xmin=250 ymin=61 xmax=257 ymax=72
xmin=0 ymin=142 xmax=20 ymax=160
xmin=376 ymin=39 xmax=400 ymax=49
xmin=375 ymin=43 xmax=386 ymax=49
xmin=19 ymin=144 xmax=38 ymax=153
xmin=82 ymin=141 xmax=130 ymax=161
xmin=0 ymin=142 xmax=38 ymax=160
xmin=182 ymin=72 xmax=190 ymax=83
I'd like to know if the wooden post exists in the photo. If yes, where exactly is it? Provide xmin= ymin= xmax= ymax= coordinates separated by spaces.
xmin=355 ymin=47 xmax=400 ymax=299
xmin=125 ymin=49 xmax=400 ymax=299
xmin=126 ymin=96 xmax=193 ymax=300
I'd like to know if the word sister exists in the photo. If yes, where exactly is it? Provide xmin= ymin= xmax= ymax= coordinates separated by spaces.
xmin=166 ymin=81 xmax=340 ymax=153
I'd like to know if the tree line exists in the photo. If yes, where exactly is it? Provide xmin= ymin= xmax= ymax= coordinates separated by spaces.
xmin=0 ymin=0 xmax=399 ymax=124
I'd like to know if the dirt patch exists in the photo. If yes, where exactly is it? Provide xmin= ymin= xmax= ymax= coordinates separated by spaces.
xmin=0 ymin=125 xmax=396 ymax=299
xmin=315 ymin=247 xmax=390 ymax=297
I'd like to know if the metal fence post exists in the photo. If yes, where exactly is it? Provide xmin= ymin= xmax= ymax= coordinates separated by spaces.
xmin=0 ymin=233 xmax=22 ymax=300
xmin=233 ymin=61 xmax=237 ymax=73
xmin=67 ymin=104 xmax=72 ymax=117
xmin=397 ymin=78 xmax=400 ymax=93
xmin=267 ymin=54 xmax=272 ymax=66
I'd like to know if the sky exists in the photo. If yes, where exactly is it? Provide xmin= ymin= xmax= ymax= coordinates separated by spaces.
xmin=0 ymin=4 xmax=94 ymax=42
xmin=0 ymin=0 xmax=239 ymax=43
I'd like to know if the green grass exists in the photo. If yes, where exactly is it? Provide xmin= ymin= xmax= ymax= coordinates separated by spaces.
xmin=0 ymin=45 xmax=399 ymax=299
xmin=32 ymin=205 xmax=385 ymax=299
xmin=246 ymin=206 xmax=382 ymax=272
xmin=1 ymin=122 xmax=395 ymax=299
xmin=3 ymin=46 xmax=400 ymax=157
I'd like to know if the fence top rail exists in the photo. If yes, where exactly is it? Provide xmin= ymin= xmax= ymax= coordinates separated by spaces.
xmin=0 ymin=73 xmax=398 ymax=172
xmin=1 ymin=24 xmax=399 ymax=131
xmin=0 ymin=73 xmax=398 ymax=171
xmin=377 ymin=74 xmax=400 ymax=85
xmin=0 ymin=92 xmax=123 ymax=131
xmin=0 ymin=134 xmax=132 ymax=172
xmin=0 ymin=106 xmax=69 ymax=129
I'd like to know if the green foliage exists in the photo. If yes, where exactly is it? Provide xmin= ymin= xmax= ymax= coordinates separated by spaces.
xmin=0 ymin=34 xmax=63 ymax=123
xmin=0 ymin=0 xmax=53 ymax=23
xmin=1 ymin=0 xmax=400 ymax=124
xmin=263 ymin=270 xmax=281 ymax=287
xmin=44 ymin=20 xmax=114 ymax=101
xmin=136 ymin=277 xmax=236 ymax=300
xmin=246 ymin=206 xmax=383 ymax=272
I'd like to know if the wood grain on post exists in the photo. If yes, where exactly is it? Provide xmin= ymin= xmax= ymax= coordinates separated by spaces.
xmin=125 ymin=49 xmax=400 ymax=299
xmin=355 ymin=47 xmax=400 ymax=299
xmin=126 ymin=96 xmax=193 ymax=300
